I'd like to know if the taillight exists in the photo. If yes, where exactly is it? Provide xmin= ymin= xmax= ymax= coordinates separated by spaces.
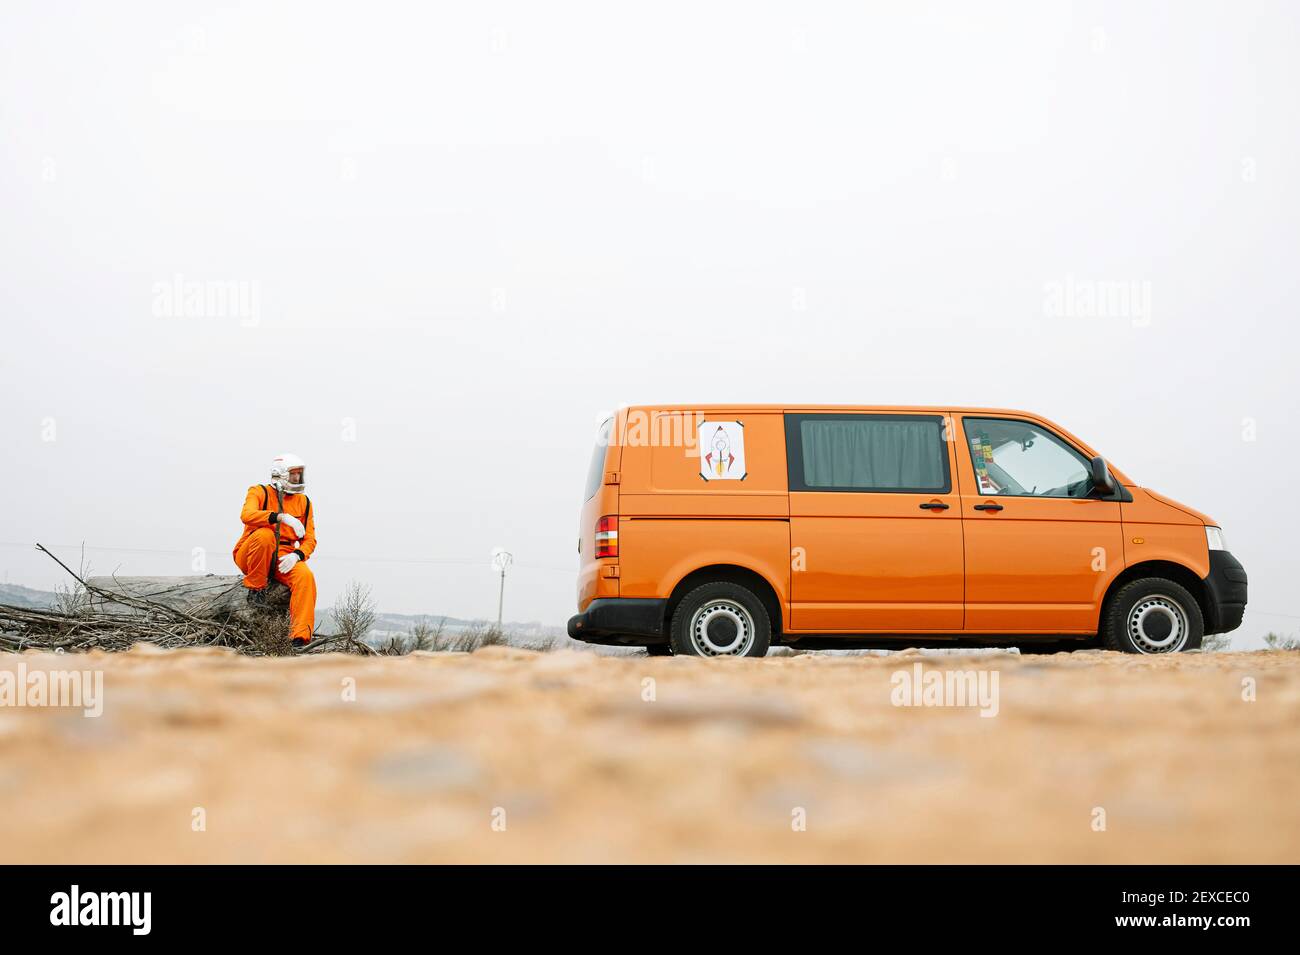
xmin=595 ymin=515 xmax=619 ymax=558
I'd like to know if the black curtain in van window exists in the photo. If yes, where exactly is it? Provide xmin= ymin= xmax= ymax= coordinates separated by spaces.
xmin=799 ymin=418 xmax=945 ymax=491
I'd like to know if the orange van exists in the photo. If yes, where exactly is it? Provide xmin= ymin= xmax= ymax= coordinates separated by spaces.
xmin=568 ymin=406 xmax=1247 ymax=656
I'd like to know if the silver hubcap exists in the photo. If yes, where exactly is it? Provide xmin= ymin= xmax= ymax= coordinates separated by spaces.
xmin=1127 ymin=595 xmax=1189 ymax=653
xmin=689 ymin=600 xmax=755 ymax=656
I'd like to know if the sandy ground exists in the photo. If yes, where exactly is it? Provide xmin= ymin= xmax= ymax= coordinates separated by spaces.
xmin=1 ymin=645 xmax=1297 ymax=863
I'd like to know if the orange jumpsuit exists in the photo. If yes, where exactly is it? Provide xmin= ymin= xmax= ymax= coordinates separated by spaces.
xmin=232 ymin=484 xmax=317 ymax=641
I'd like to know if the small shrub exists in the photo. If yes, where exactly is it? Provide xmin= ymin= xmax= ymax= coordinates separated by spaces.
xmin=1263 ymin=632 xmax=1300 ymax=651
xmin=450 ymin=620 xmax=507 ymax=652
xmin=246 ymin=610 xmax=293 ymax=656
xmin=410 ymin=616 xmax=446 ymax=652
xmin=52 ymin=582 xmax=91 ymax=618
xmin=331 ymin=581 xmax=377 ymax=645
xmin=377 ymin=633 xmax=411 ymax=655
xmin=52 ymin=548 xmax=92 ymax=617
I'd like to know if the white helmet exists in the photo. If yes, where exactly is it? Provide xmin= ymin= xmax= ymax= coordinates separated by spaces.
xmin=270 ymin=453 xmax=306 ymax=494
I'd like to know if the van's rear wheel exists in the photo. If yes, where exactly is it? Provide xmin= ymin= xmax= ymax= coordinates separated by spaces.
xmin=669 ymin=582 xmax=771 ymax=658
xmin=1101 ymin=578 xmax=1203 ymax=654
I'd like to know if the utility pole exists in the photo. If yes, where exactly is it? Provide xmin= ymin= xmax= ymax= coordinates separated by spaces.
xmin=491 ymin=548 xmax=513 ymax=630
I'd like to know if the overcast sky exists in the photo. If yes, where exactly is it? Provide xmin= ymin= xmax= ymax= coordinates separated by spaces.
xmin=1 ymin=2 xmax=1297 ymax=646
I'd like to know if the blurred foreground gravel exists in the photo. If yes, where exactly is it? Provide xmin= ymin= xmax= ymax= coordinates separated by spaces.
xmin=1 ymin=646 xmax=1297 ymax=863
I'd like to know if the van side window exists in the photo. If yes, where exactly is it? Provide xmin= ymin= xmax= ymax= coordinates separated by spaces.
xmin=785 ymin=414 xmax=950 ymax=493
xmin=584 ymin=418 xmax=613 ymax=501
xmin=963 ymin=418 xmax=1092 ymax=498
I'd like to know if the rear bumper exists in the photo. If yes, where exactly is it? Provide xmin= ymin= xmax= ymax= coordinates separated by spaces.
xmin=567 ymin=598 xmax=668 ymax=646
xmin=1203 ymin=550 xmax=1248 ymax=634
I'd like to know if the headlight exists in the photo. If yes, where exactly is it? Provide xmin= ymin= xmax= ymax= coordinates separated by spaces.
xmin=1205 ymin=526 xmax=1227 ymax=551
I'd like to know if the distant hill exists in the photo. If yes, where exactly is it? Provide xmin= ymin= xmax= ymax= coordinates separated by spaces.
xmin=0 ymin=583 xmax=58 ymax=610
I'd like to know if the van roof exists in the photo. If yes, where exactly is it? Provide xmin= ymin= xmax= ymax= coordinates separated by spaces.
xmin=622 ymin=404 xmax=1040 ymax=416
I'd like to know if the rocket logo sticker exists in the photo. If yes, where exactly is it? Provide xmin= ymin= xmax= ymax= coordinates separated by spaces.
xmin=699 ymin=420 xmax=746 ymax=481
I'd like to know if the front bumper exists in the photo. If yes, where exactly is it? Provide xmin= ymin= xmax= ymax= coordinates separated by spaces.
xmin=1203 ymin=550 xmax=1248 ymax=634
xmin=567 ymin=598 xmax=668 ymax=646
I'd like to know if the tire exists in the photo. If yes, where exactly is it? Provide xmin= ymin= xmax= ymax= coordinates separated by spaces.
xmin=668 ymin=582 xmax=772 ymax=658
xmin=1100 ymin=578 xmax=1204 ymax=654
xmin=645 ymin=643 xmax=673 ymax=656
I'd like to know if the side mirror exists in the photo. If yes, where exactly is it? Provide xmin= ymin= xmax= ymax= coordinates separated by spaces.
xmin=1089 ymin=455 xmax=1116 ymax=495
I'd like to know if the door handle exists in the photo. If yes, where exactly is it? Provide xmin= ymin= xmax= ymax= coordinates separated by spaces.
xmin=919 ymin=502 xmax=949 ymax=510
xmin=973 ymin=502 xmax=1004 ymax=512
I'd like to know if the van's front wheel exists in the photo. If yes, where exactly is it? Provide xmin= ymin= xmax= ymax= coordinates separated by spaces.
xmin=670 ymin=582 xmax=772 ymax=658
xmin=1101 ymin=578 xmax=1204 ymax=654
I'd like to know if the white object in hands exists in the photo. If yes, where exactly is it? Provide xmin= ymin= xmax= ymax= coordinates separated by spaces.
xmin=278 ymin=513 xmax=305 ymax=539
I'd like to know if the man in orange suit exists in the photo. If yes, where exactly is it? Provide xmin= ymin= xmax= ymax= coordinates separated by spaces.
xmin=232 ymin=452 xmax=317 ymax=647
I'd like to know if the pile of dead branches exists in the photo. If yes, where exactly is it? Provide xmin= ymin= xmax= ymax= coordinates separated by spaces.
xmin=0 ymin=544 xmax=372 ymax=657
